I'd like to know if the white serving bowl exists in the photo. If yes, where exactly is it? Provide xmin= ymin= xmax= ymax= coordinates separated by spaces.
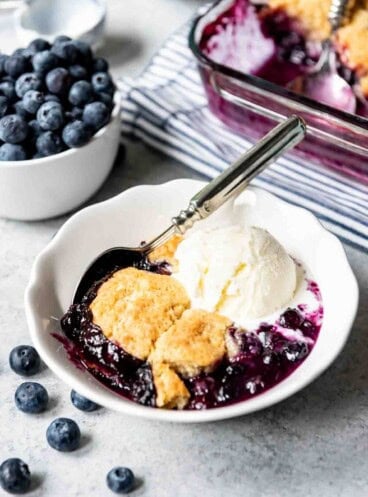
xmin=14 ymin=0 xmax=106 ymax=48
xmin=25 ymin=180 xmax=359 ymax=423
xmin=0 ymin=102 xmax=120 ymax=221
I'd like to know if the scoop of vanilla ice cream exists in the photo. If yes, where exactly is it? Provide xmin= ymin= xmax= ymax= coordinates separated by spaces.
xmin=173 ymin=225 xmax=297 ymax=324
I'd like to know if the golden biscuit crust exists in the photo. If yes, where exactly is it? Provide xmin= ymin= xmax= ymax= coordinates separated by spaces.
xmin=150 ymin=309 xmax=231 ymax=378
xmin=148 ymin=234 xmax=183 ymax=269
xmin=151 ymin=362 xmax=190 ymax=409
xmin=90 ymin=267 xmax=190 ymax=360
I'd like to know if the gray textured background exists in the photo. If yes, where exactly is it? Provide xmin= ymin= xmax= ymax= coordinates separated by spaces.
xmin=0 ymin=1 xmax=367 ymax=496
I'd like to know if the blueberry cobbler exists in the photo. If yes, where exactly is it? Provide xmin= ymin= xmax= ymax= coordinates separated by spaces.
xmin=57 ymin=225 xmax=323 ymax=410
xmin=199 ymin=0 xmax=368 ymax=115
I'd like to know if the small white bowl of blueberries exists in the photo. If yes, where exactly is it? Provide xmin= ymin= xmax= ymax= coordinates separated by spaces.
xmin=0 ymin=35 xmax=121 ymax=221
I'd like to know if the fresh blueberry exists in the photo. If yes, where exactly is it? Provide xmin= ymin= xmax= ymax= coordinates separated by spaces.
xmin=62 ymin=120 xmax=92 ymax=147
xmin=15 ymin=382 xmax=49 ymax=414
xmin=12 ymin=48 xmax=32 ymax=60
xmin=97 ymin=91 xmax=113 ymax=109
xmin=92 ymin=57 xmax=108 ymax=73
xmin=36 ymin=131 xmax=63 ymax=156
xmin=53 ymin=35 xmax=72 ymax=45
xmin=0 ymin=114 xmax=28 ymax=143
xmin=66 ymin=106 xmax=83 ymax=121
xmin=106 ymin=467 xmax=135 ymax=494
xmin=0 ymin=81 xmax=16 ymax=102
xmin=9 ymin=345 xmax=41 ymax=375
xmin=37 ymin=101 xmax=64 ymax=131
xmin=72 ymin=40 xmax=92 ymax=62
xmin=32 ymin=50 xmax=59 ymax=75
xmin=69 ymin=64 xmax=88 ymax=80
xmin=22 ymin=90 xmax=45 ymax=114
xmin=45 ymin=67 xmax=71 ymax=94
xmin=51 ymin=41 xmax=79 ymax=64
xmin=13 ymin=102 xmax=30 ymax=119
xmin=46 ymin=417 xmax=81 ymax=452
xmin=91 ymin=72 xmax=114 ymax=94
xmin=0 ymin=54 xmax=9 ymax=74
xmin=83 ymin=101 xmax=110 ymax=130
xmin=28 ymin=38 xmax=51 ymax=54
xmin=0 ymin=95 xmax=8 ymax=117
xmin=70 ymin=390 xmax=100 ymax=412
xmin=28 ymin=119 xmax=42 ymax=140
xmin=4 ymin=55 xmax=30 ymax=79
xmin=68 ymin=80 xmax=94 ymax=106
xmin=0 ymin=458 xmax=31 ymax=494
xmin=15 ymin=73 xmax=42 ymax=98
xmin=44 ymin=94 xmax=60 ymax=103
xmin=0 ymin=143 xmax=27 ymax=161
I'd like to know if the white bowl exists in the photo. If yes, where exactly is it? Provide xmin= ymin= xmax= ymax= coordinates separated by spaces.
xmin=14 ymin=0 xmax=106 ymax=48
xmin=0 ymin=102 xmax=120 ymax=221
xmin=25 ymin=180 xmax=359 ymax=423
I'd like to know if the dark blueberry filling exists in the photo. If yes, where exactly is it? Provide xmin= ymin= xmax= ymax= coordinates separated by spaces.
xmin=57 ymin=255 xmax=322 ymax=410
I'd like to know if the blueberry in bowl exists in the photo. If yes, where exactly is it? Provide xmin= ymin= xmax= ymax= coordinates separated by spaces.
xmin=0 ymin=37 xmax=121 ymax=221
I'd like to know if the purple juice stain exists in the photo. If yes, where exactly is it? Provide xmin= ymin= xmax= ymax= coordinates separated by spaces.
xmin=56 ymin=254 xmax=323 ymax=410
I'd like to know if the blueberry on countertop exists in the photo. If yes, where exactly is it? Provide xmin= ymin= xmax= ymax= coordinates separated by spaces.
xmin=0 ymin=143 xmax=27 ymax=161
xmin=62 ymin=120 xmax=92 ymax=148
xmin=37 ymin=101 xmax=64 ymax=131
xmin=9 ymin=345 xmax=41 ymax=376
xmin=0 ymin=114 xmax=28 ymax=144
xmin=46 ymin=418 xmax=81 ymax=452
xmin=15 ymin=382 xmax=49 ymax=414
xmin=106 ymin=467 xmax=135 ymax=494
xmin=70 ymin=390 xmax=101 ymax=412
xmin=83 ymin=101 xmax=110 ymax=131
xmin=0 ymin=458 xmax=31 ymax=494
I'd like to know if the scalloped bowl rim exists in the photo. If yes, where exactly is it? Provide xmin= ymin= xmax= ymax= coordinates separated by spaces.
xmin=24 ymin=179 xmax=359 ymax=423
xmin=0 ymin=101 xmax=120 ymax=168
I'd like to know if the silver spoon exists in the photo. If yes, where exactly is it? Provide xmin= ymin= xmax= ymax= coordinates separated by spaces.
xmin=73 ymin=115 xmax=306 ymax=303
xmin=289 ymin=0 xmax=356 ymax=114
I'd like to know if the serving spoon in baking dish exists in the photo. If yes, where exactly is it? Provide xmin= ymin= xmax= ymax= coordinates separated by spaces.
xmin=73 ymin=115 xmax=306 ymax=303
xmin=288 ymin=0 xmax=356 ymax=113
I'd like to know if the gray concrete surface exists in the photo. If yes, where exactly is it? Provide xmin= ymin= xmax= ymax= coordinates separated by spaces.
xmin=0 ymin=1 xmax=367 ymax=496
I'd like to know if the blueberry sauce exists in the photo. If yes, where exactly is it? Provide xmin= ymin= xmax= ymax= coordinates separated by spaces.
xmin=57 ymin=260 xmax=322 ymax=410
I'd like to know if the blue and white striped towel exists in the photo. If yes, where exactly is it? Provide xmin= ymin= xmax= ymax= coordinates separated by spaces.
xmin=118 ymin=19 xmax=368 ymax=251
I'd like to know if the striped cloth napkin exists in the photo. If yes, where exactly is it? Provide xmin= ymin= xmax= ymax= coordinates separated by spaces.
xmin=118 ymin=19 xmax=368 ymax=251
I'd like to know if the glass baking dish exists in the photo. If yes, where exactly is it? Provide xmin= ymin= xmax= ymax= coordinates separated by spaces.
xmin=189 ymin=0 xmax=368 ymax=183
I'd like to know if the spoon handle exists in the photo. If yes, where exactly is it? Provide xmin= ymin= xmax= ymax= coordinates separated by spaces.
xmin=171 ymin=115 xmax=306 ymax=234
